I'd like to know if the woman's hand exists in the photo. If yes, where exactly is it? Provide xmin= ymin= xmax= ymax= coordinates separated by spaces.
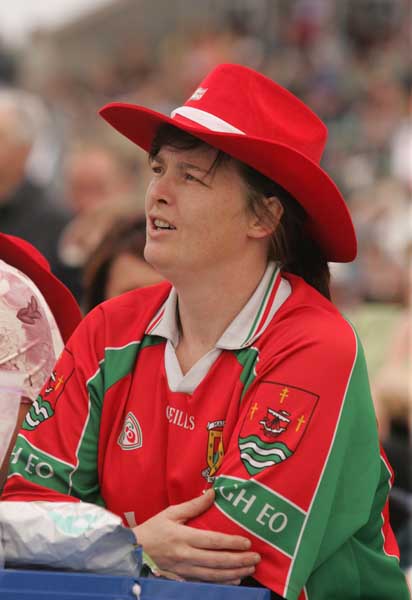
xmin=133 ymin=489 xmax=260 ymax=584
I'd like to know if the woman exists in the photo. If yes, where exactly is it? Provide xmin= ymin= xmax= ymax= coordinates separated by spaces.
xmin=3 ymin=64 xmax=409 ymax=600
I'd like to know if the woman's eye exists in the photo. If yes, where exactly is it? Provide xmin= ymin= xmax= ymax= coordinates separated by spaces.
xmin=184 ymin=173 xmax=197 ymax=182
xmin=184 ymin=172 xmax=205 ymax=185
xmin=151 ymin=165 xmax=162 ymax=175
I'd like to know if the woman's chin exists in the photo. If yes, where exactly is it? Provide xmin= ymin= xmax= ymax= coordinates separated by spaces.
xmin=144 ymin=251 xmax=172 ymax=276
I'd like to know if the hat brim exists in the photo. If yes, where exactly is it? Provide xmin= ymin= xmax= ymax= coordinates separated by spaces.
xmin=0 ymin=235 xmax=82 ymax=343
xmin=100 ymin=103 xmax=357 ymax=262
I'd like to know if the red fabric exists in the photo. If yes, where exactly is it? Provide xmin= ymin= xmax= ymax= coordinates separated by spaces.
xmin=3 ymin=278 xmax=404 ymax=599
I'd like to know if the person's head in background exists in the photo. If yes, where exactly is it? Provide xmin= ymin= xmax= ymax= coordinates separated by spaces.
xmin=58 ymin=142 xmax=141 ymax=299
xmin=82 ymin=215 xmax=163 ymax=313
xmin=0 ymin=89 xmax=42 ymax=201
xmin=63 ymin=142 xmax=135 ymax=215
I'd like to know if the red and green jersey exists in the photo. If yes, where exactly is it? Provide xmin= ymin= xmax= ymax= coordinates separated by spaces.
xmin=3 ymin=272 xmax=409 ymax=600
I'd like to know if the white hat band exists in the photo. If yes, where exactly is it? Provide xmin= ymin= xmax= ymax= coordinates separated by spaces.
xmin=171 ymin=106 xmax=245 ymax=135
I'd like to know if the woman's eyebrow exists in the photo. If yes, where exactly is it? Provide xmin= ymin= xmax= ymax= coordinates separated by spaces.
xmin=178 ymin=161 xmax=209 ymax=175
xmin=148 ymin=153 xmax=164 ymax=164
xmin=149 ymin=153 xmax=211 ymax=176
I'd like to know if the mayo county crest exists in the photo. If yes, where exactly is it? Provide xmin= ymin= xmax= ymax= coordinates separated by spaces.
xmin=239 ymin=381 xmax=318 ymax=475
xmin=202 ymin=419 xmax=225 ymax=482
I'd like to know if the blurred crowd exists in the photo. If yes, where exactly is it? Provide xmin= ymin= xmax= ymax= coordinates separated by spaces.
xmin=0 ymin=0 xmax=411 ymax=568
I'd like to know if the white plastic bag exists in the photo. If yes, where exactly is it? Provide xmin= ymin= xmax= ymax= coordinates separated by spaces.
xmin=0 ymin=371 xmax=24 ymax=466
xmin=0 ymin=501 xmax=142 ymax=576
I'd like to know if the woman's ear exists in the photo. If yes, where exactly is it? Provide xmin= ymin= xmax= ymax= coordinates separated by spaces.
xmin=248 ymin=196 xmax=284 ymax=239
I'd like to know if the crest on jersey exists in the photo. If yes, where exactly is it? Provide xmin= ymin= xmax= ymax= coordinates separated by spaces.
xmin=202 ymin=419 xmax=225 ymax=482
xmin=239 ymin=381 xmax=318 ymax=475
xmin=118 ymin=412 xmax=143 ymax=450
xmin=22 ymin=359 xmax=73 ymax=432
xmin=260 ymin=408 xmax=291 ymax=436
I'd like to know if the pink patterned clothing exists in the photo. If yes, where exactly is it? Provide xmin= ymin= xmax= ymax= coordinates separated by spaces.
xmin=0 ymin=259 xmax=63 ymax=404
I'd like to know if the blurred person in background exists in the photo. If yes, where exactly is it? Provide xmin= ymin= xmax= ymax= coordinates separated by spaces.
xmin=349 ymin=179 xmax=408 ymax=305
xmin=63 ymin=142 xmax=135 ymax=216
xmin=0 ymin=88 xmax=70 ymax=282
xmin=344 ymin=0 xmax=404 ymax=54
xmin=0 ymin=39 xmax=17 ymax=86
xmin=0 ymin=233 xmax=81 ymax=490
xmin=390 ymin=74 xmax=412 ymax=193
xmin=57 ymin=142 xmax=140 ymax=301
xmin=371 ymin=229 xmax=412 ymax=570
xmin=331 ymin=174 xmax=412 ymax=577
xmin=82 ymin=215 xmax=163 ymax=313
xmin=2 ymin=63 xmax=409 ymax=600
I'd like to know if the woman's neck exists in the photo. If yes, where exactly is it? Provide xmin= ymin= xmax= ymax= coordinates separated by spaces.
xmin=173 ymin=257 xmax=268 ymax=373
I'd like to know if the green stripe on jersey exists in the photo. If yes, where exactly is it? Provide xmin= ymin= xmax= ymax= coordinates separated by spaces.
xmin=9 ymin=435 xmax=75 ymax=495
xmin=85 ymin=336 xmax=164 ymax=408
xmin=283 ymin=330 xmax=363 ymax=597
xmin=214 ymin=475 xmax=306 ymax=557
xmin=243 ymin=266 xmax=278 ymax=345
xmin=104 ymin=336 xmax=163 ymax=390
xmin=234 ymin=346 xmax=259 ymax=400
xmin=70 ymin=335 xmax=163 ymax=501
xmin=352 ymin=457 xmax=410 ymax=599
xmin=283 ymin=327 xmax=398 ymax=599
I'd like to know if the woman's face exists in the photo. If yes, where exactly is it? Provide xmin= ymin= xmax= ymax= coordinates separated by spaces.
xmin=105 ymin=253 xmax=163 ymax=299
xmin=144 ymin=144 xmax=266 ymax=281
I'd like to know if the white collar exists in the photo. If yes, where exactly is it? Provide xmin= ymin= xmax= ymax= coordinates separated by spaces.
xmin=145 ymin=262 xmax=290 ymax=350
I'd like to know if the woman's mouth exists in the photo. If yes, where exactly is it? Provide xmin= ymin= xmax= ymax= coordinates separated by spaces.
xmin=153 ymin=218 xmax=176 ymax=231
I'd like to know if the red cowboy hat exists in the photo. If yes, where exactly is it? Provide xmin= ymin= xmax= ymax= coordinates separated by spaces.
xmin=0 ymin=234 xmax=82 ymax=342
xmin=99 ymin=63 xmax=356 ymax=262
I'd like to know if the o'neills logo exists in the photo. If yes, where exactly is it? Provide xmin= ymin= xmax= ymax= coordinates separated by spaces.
xmin=118 ymin=412 xmax=143 ymax=450
xmin=166 ymin=405 xmax=195 ymax=430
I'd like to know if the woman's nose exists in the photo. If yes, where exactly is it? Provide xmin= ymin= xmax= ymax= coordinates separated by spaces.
xmin=147 ymin=172 xmax=174 ymax=206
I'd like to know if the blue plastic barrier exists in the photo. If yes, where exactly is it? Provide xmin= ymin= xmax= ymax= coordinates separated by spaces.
xmin=0 ymin=568 xmax=271 ymax=599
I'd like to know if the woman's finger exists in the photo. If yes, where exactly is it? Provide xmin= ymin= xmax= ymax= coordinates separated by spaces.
xmin=167 ymin=489 xmax=215 ymax=521
xmin=175 ymin=563 xmax=257 ymax=583
xmin=181 ymin=524 xmax=252 ymax=551
xmin=177 ymin=547 xmax=260 ymax=570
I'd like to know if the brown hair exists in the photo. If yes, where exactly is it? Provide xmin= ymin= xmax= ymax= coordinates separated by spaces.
xmin=150 ymin=124 xmax=331 ymax=299
xmin=83 ymin=216 xmax=147 ymax=312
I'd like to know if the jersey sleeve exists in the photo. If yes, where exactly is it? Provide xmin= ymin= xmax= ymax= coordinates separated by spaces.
xmin=2 ymin=306 xmax=106 ymax=506
xmin=188 ymin=314 xmax=384 ymax=599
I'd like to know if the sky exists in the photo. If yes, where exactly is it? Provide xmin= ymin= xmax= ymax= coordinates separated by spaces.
xmin=0 ymin=0 xmax=114 ymax=46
